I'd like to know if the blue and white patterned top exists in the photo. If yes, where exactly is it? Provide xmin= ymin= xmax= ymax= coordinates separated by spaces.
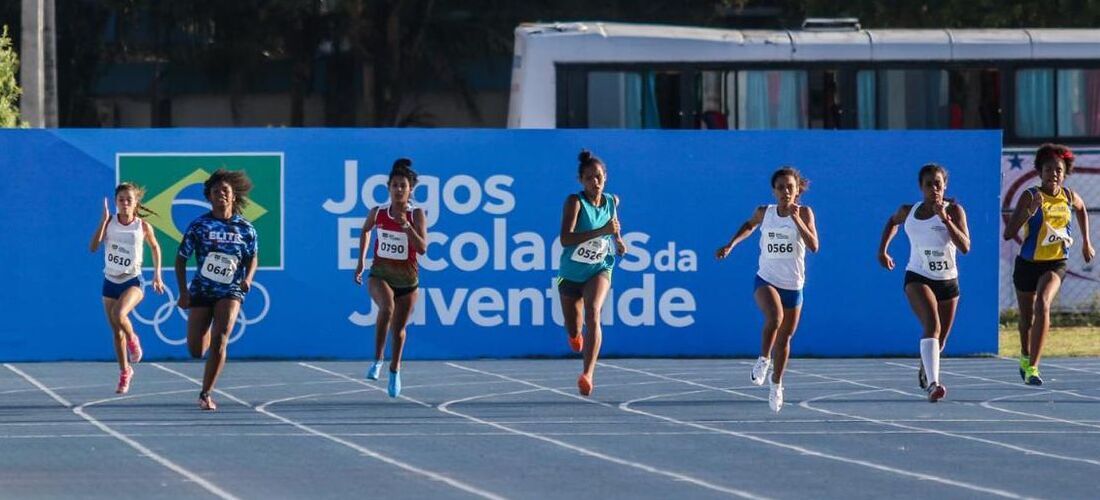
xmin=178 ymin=213 xmax=258 ymax=298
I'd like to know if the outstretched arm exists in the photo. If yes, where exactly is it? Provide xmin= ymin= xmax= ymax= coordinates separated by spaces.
xmin=354 ymin=207 xmax=378 ymax=285
xmin=716 ymin=206 xmax=766 ymax=260
xmin=878 ymin=205 xmax=909 ymax=270
xmin=89 ymin=198 xmax=110 ymax=252
xmin=143 ymin=220 xmax=165 ymax=293
xmin=1003 ymin=190 xmax=1037 ymax=241
xmin=1074 ymin=192 xmax=1095 ymax=263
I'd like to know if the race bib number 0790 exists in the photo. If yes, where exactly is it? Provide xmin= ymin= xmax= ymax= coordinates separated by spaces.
xmin=377 ymin=229 xmax=409 ymax=260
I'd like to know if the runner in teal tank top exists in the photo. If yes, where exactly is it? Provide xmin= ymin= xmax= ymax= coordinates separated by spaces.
xmin=557 ymin=149 xmax=626 ymax=397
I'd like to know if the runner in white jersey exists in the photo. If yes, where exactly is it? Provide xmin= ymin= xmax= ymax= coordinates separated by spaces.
xmin=878 ymin=164 xmax=970 ymax=402
xmin=717 ymin=167 xmax=819 ymax=412
xmin=88 ymin=183 xmax=165 ymax=394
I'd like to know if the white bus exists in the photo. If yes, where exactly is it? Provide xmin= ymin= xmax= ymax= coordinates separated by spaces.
xmin=507 ymin=21 xmax=1100 ymax=145
xmin=507 ymin=21 xmax=1100 ymax=313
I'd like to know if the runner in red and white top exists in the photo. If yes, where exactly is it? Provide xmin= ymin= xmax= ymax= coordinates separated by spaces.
xmin=354 ymin=158 xmax=428 ymax=398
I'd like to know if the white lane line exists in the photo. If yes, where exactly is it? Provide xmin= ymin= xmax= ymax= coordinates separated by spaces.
xmin=296 ymin=363 xmax=437 ymax=408
xmin=5 ymin=363 xmax=241 ymax=500
xmin=3 ymin=364 xmax=73 ymax=407
xmin=600 ymin=362 xmax=1033 ymax=500
xmin=301 ymin=362 xmax=767 ymax=498
xmin=997 ymin=356 xmax=1100 ymax=377
xmin=440 ymin=363 xmax=767 ymax=500
xmin=884 ymin=361 xmax=1100 ymax=430
xmin=886 ymin=361 xmax=1100 ymax=404
xmin=10 ymin=428 xmax=1100 ymax=441
xmin=771 ymin=363 xmax=1100 ymax=468
xmin=980 ymin=392 xmax=1100 ymax=430
xmin=152 ymin=363 xmax=505 ymax=500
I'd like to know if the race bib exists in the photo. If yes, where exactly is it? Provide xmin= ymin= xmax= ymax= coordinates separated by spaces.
xmin=105 ymin=241 xmax=137 ymax=275
xmin=377 ymin=229 xmax=409 ymax=260
xmin=200 ymin=252 xmax=239 ymax=284
xmin=762 ymin=228 xmax=798 ymax=260
xmin=571 ymin=237 xmax=609 ymax=264
xmin=918 ymin=247 xmax=954 ymax=279
xmin=1042 ymin=224 xmax=1074 ymax=248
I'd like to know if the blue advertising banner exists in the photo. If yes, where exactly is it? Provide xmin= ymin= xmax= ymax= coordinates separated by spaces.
xmin=0 ymin=129 xmax=1001 ymax=361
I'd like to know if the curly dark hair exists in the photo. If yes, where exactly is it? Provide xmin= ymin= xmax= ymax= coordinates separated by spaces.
xmin=203 ymin=168 xmax=253 ymax=215
xmin=1034 ymin=143 xmax=1075 ymax=175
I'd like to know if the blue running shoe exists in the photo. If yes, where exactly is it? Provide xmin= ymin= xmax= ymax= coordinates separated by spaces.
xmin=388 ymin=370 xmax=401 ymax=398
xmin=366 ymin=360 xmax=383 ymax=381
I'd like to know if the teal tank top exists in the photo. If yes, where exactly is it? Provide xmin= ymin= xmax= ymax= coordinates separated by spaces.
xmin=559 ymin=192 xmax=617 ymax=283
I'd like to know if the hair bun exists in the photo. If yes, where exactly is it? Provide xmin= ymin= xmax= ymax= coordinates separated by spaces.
xmin=578 ymin=150 xmax=592 ymax=163
xmin=393 ymin=158 xmax=413 ymax=170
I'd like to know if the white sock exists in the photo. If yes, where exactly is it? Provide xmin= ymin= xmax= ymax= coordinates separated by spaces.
xmin=920 ymin=338 xmax=940 ymax=385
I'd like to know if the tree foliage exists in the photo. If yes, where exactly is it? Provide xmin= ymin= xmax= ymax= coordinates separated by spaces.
xmin=17 ymin=1 xmax=1100 ymax=126
xmin=0 ymin=24 xmax=22 ymax=128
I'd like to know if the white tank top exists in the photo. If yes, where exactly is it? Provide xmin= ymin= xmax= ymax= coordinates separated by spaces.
xmin=757 ymin=205 xmax=806 ymax=290
xmin=904 ymin=202 xmax=958 ymax=281
xmin=103 ymin=215 xmax=144 ymax=283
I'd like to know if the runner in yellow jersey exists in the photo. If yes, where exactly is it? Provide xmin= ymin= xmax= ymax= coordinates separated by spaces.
xmin=1004 ymin=144 xmax=1094 ymax=385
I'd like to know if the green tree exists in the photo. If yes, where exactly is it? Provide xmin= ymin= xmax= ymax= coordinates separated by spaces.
xmin=0 ymin=24 xmax=23 ymax=127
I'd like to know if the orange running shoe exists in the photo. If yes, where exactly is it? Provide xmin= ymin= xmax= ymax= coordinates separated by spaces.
xmin=568 ymin=332 xmax=583 ymax=353
xmin=577 ymin=374 xmax=593 ymax=396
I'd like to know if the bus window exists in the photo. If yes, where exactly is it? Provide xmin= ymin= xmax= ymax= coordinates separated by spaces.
xmin=586 ymin=70 xmax=686 ymax=129
xmin=948 ymin=69 xmax=1001 ymax=129
xmin=857 ymin=70 xmax=875 ymax=129
xmin=587 ymin=71 xmax=641 ymax=128
xmin=1057 ymin=69 xmax=1100 ymax=137
xmin=808 ymin=70 xmax=869 ymax=130
xmin=877 ymin=69 xmax=949 ymax=129
xmin=736 ymin=70 xmax=808 ymax=129
xmin=1015 ymin=69 xmax=1055 ymax=138
xmin=697 ymin=71 xmax=730 ymax=129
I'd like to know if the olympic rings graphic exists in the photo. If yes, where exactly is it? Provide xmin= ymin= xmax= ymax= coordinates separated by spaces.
xmin=132 ymin=279 xmax=270 ymax=346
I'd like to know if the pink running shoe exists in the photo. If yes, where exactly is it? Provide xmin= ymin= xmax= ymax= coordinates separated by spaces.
xmin=116 ymin=366 xmax=133 ymax=394
xmin=127 ymin=336 xmax=143 ymax=364
xmin=198 ymin=392 xmax=217 ymax=411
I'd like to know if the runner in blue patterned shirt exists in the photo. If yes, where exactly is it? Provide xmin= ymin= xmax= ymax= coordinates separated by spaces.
xmin=175 ymin=169 xmax=259 ymax=411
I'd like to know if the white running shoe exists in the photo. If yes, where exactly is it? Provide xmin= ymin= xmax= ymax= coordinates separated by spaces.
xmin=768 ymin=381 xmax=784 ymax=413
xmin=751 ymin=356 xmax=771 ymax=386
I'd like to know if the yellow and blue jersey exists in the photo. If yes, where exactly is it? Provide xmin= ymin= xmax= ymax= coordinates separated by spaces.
xmin=1019 ymin=187 xmax=1073 ymax=262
